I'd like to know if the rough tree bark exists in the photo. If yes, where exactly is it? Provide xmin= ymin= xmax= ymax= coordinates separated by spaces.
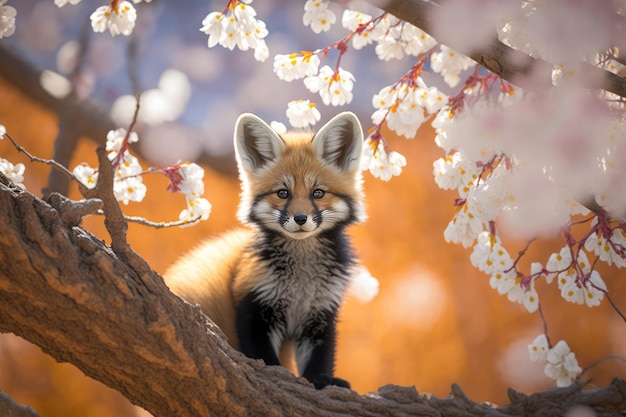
xmin=1 ymin=163 xmax=626 ymax=416
xmin=2 ymin=1 xmax=626 ymax=416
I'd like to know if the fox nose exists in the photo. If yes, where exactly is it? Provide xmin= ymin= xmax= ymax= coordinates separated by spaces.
xmin=293 ymin=213 xmax=307 ymax=226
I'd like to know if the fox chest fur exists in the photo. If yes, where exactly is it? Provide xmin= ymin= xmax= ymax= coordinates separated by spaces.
xmin=165 ymin=111 xmax=366 ymax=389
xmin=235 ymin=231 xmax=352 ymax=352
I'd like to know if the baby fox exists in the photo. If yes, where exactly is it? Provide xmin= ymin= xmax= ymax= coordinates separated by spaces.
xmin=165 ymin=112 xmax=366 ymax=389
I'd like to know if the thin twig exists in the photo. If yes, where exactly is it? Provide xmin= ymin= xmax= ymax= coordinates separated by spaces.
xmin=537 ymin=301 xmax=552 ymax=348
xmin=591 ymin=281 xmax=626 ymax=323
xmin=115 ymin=213 xmax=203 ymax=229
xmin=92 ymin=209 xmax=204 ymax=229
xmin=3 ymin=131 xmax=76 ymax=181
xmin=580 ymin=355 xmax=626 ymax=378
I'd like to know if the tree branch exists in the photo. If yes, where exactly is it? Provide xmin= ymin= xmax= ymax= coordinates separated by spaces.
xmin=374 ymin=0 xmax=626 ymax=98
xmin=0 ymin=174 xmax=625 ymax=416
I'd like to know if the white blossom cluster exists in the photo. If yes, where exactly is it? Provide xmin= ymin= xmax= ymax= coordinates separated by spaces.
xmin=529 ymin=335 xmax=583 ymax=387
xmin=372 ymin=78 xmax=448 ymax=140
xmin=274 ymin=5 xmax=470 ymax=181
xmin=172 ymin=163 xmax=213 ymax=225
xmin=360 ymin=74 xmax=447 ymax=182
xmin=497 ymin=0 xmax=622 ymax=88
xmin=0 ymin=125 xmax=25 ymax=188
xmin=429 ymin=55 xmax=625 ymax=388
xmin=72 ymin=128 xmax=211 ymax=225
xmin=73 ymin=128 xmax=146 ymax=204
xmin=54 ymin=0 xmax=151 ymax=37
xmin=0 ymin=158 xmax=25 ymax=187
xmin=0 ymin=0 xmax=16 ymax=39
xmin=342 ymin=10 xmax=437 ymax=62
xmin=285 ymin=100 xmax=320 ymax=128
xmin=302 ymin=0 xmax=336 ymax=34
xmin=199 ymin=0 xmax=269 ymax=62
xmin=273 ymin=52 xmax=355 ymax=108
xmin=470 ymin=231 xmax=540 ymax=313
xmin=360 ymin=136 xmax=406 ymax=182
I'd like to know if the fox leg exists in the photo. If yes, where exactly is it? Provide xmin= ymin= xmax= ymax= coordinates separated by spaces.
xmin=298 ymin=311 xmax=351 ymax=390
xmin=235 ymin=293 xmax=281 ymax=366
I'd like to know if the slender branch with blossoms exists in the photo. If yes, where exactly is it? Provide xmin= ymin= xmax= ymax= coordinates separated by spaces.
xmin=0 ymin=125 xmax=75 ymax=187
xmin=1 ymin=120 xmax=212 ymax=228
xmin=73 ymin=127 xmax=212 ymax=225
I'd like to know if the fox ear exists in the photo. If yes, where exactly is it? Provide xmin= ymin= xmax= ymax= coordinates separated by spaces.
xmin=312 ymin=112 xmax=363 ymax=172
xmin=234 ymin=113 xmax=285 ymax=173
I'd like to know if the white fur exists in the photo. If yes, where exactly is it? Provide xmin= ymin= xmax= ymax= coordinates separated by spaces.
xmin=252 ymin=236 xmax=349 ymax=348
xmin=313 ymin=112 xmax=363 ymax=172
xmin=234 ymin=113 xmax=285 ymax=173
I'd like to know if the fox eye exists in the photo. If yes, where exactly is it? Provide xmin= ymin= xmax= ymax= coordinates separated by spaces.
xmin=277 ymin=189 xmax=289 ymax=199
xmin=312 ymin=189 xmax=325 ymax=199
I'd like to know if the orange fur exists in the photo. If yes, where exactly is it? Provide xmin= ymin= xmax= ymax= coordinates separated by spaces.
xmin=165 ymin=112 xmax=365 ymax=383
xmin=165 ymin=229 xmax=250 ymax=348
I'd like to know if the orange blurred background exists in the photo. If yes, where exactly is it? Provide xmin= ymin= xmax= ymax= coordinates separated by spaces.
xmin=1 ymin=77 xmax=625 ymax=416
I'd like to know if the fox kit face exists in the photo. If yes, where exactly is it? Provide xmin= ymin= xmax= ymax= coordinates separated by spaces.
xmin=235 ymin=112 xmax=365 ymax=239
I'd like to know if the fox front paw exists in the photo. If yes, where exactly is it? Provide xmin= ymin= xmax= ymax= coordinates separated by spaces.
xmin=310 ymin=374 xmax=351 ymax=390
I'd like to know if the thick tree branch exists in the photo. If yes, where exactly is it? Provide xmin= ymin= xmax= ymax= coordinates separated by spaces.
xmin=2 ymin=3 xmax=626 ymax=415
xmin=0 ymin=174 xmax=625 ymax=416
xmin=374 ymin=0 xmax=626 ymax=98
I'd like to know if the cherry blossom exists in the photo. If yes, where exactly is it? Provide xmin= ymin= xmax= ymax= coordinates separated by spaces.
xmin=0 ymin=0 xmax=16 ymax=39
xmin=528 ymin=335 xmax=582 ymax=387
xmin=55 ymin=0 xmax=82 ymax=6
xmin=269 ymin=121 xmax=287 ymax=135
xmin=73 ymin=164 xmax=99 ymax=190
xmin=114 ymin=175 xmax=146 ymax=205
xmin=90 ymin=1 xmax=137 ymax=37
xmin=304 ymin=65 xmax=355 ymax=106
xmin=507 ymin=273 xmax=540 ymax=313
xmin=177 ymin=162 xmax=206 ymax=200
xmin=528 ymin=334 xmax=549 ymax=362
xmin=432 ymin=152 xmax=467 ymax=191
xmin=583 ymin=219 xmax=626 ymax=268
xmin=443 ymin=203 xmax=483 ymax=248
xmin=544 ymin=340 xmax=582 ymax=387
xmin=105 ymin=128 xmax=138 ymax=153
xmin=273 ymin=52 xmax=320 ymax=82
xmin=430 ymin=45 xmax=476 ymax=88
xmin=341 ymin=10 xmax=382 ymax=50
xmin=360 ymin=137 xmax=406 ymax=182
xmin=488 ymin=269 xmax=515 ymax=296
xmin=179 ymin=197 xmax=212 ymax=226
xmin=286 ymin=100 xmax=321 ymax=128
xmin=302 ymin=0 xmax=336 ymax=34
xmin=469 ymin=231 xmax=513 ymax=275
xmin=0 ymin=158 xmax=25 ymax=188
xmin=200 ymin=0 xmax=269 ymax=62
